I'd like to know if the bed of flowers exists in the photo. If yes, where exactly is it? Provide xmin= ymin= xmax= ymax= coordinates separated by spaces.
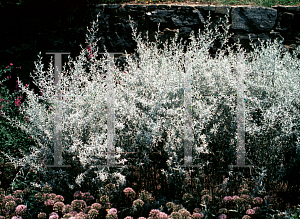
xmin=1 ymin=10 xmax=300 ymax=219
xmin=0 ymin=167 xmax=300 ymax=219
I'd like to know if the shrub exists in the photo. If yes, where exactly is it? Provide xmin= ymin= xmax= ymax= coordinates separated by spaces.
xmin=1 ymin=5 xmax=300 ymax=214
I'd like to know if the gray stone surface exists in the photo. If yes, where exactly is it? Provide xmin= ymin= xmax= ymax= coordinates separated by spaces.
xmin=1 ymin=3 xmax=299 ymax=96
xmin=231 ymin=6 xmax=277 ymax=32
xmin=92 ymin=3 xmax=299 ymax=70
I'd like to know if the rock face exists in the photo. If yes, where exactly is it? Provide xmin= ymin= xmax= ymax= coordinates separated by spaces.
xmin=0 ymin=3 xmax=300 ymax=96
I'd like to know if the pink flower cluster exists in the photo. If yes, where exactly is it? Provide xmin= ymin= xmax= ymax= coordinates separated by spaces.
xmin=44 ymin=199 xmax=55 ymax=207
xmin=108 ymin=208 xmax=117 ymax=215
xmin=87 ymin=45 xmax=93 ymax=59
xmin=246 ymin=208 xmax=255 ymax=215
xmin=223 ymin=196 xmax=233 ymax=203
xmin=253 ymin=197 xmax=264 ymax=205
xmin=15 ymin=204 xmax=26 ymax=215
xmin=148 ymin=209 xmax=163 ymax=219
xmin=219 ymin=214 xmax=227 ymax=219
xmin=123 ymin=187 xmax=136 ymax=199
xmin=0 ymin=63 xmax=30 ymax=126
xmin=192 ymin=212 xmax=205 ymax=218
xmin=49 ymin=212 xmax=59 ymax=219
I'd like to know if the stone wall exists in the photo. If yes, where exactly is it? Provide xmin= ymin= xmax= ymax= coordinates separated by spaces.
xmin=0 ymin=2 xmax=300 ymax=97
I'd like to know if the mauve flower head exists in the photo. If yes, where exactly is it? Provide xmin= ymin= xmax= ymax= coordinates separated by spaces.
xmin=106 ymin=212 xmax=118 ymax=219
xmin=55 ymin=195 xmax=64 ymax=202
xmin=73 ymin=191 xmax=83 ymax=199
xmin=108 ymin=208 xmax=118 ymax=215
xmin=201 ymin=194 xmax=212 ymax=202
xmin=218 ymin=214 xmax=227 ymax=219
xmin=91 ymin=203 xmax=102 ymax=210
xmin=192 ymin=212 xmax=205 ymax=219
xmin=253 ymin=206 xmax=261 ymax=213
xmin=13 ymin=190 xmax=24 ymax=198
xmin=75 ymin=212 xmax=87 ymax=218
xmin=234 ymin=197 xmax=244 ymax=204
xmin=124 ymin=187 xmax=136 ymax=195
xmin=53 ymin=202 xmax=65 ymax=212
xmin=133 ymin=199 xmax=144 ymax=208
xmin=44 ymin=199 xmax=55 ymax=206
xmin=241 ymin=194 xmax=250 ymax=201
xmin=11 ymin=216 xmax=22 ymax=219
xmin=49 ymin=212 xmax=59 ymax=219
xmin=149 ymin=209 xmax=161 ymax=218
xmin=179 ymin=209 xmax=191 ymax=217
xmin=71 ymin=199 xmax=87 ymax=212
xmin=138 ymin=218 xmax=147 ymax=219
xmin=124 ymin=217 xmax=134 ymax=219
xmin=5 ymin=200 xmax=16 ymax=211
xmin=166 ymin=202 xmax=175 ymax=209
xmin=84 ymin=205 xmax=91 ymax=213
xmin=193 ymin=208 xmax=201 ymax=213
xmin=246 ymin=209 xmax=255 ymax=215
xmin=15 ymin=205 xmax=26 ymax=215
xmin=88 ymin=208 xmax=99 ymax=218
xmin=223 ymin=196 xmax=233 ymax=203
xmin=4 ymin=195 xmax=14 ymax=202
xmin=159 ymin=212 xmax=168 ymax=219
xmin=242 ymin=216 xmax=251 ymax=219
xmin=170 ymin=211 xmax=182 ymax=219
xmin=82 ymin=192 xmax=91 ymax=199
xmin=37 ymin=212 xmax=47 ymax=219
xmin=232 ymin=195 xmax=239 ymax=200
xmin=62 ymin=204 xmax=72 ymax=214
xmin=253 ymin=197 xmax=264 ymax=205
xmin=69 ymin=210 xmax=78 ymax=216
xmin=47 ymin=193 xmax=57 ymax=200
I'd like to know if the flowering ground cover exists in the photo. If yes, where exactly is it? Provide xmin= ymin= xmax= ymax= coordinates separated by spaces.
xmin=0 ymin=168 xmax=300 ymax=218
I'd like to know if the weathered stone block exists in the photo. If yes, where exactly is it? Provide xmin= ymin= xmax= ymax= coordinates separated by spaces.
xmin=1 ymin=3 xmax=300 ymax=96
xmin=231 ymin=6 xmax=277 ymax=32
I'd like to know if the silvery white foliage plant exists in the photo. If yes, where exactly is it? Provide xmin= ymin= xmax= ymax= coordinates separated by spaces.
xmin=0 ymin=11 xmax=245 ymax=194
xmin=0 ymin=11 xmax=232 ymax=194
xmin=122 ymin=11 xmax=300 ymax=190
xmin=1 ymin=8 xmax=299 ymax=198
xmin=243 ymin=37 xmax=300 ymax=182
xmin=0 ymin=12 xmax=130 ymax=192
xmin=118 ymin=12 xmax=254 ymax=192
